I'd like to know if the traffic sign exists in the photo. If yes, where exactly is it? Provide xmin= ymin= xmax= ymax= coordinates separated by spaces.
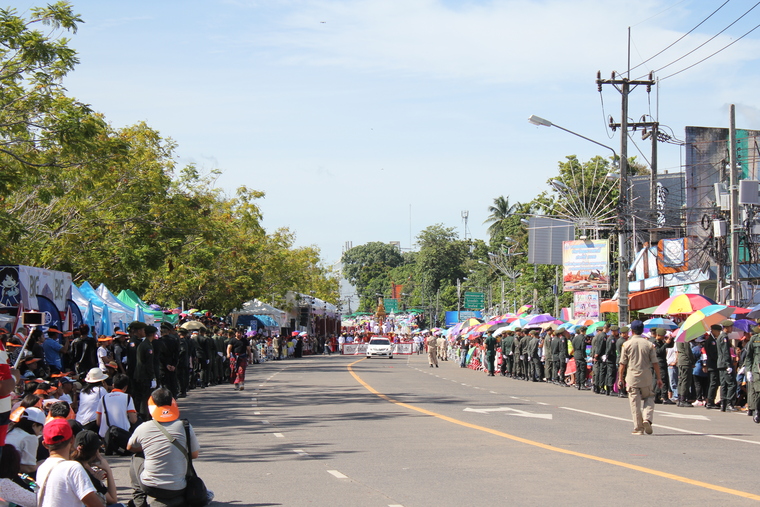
xmin=463 ymin=292 xmax=485 ymax=309
xmin=383 ymin=298 xmax=399 ymax=313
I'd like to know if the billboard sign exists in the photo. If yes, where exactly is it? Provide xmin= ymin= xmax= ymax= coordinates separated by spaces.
xmin=573 ymin=291 xmax=600 ymax=320
xmin=562 ymin=240 xmax=610 ymax=291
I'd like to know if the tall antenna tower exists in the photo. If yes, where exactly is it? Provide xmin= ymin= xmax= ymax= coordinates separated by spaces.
xmin=461 ymin=210 xmax=470 ymax=240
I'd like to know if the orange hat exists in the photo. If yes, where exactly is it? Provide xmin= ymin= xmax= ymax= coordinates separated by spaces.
xmin=148 ymin=397 xmax=180 ymax=422
xmin=115 ymin=331 xmax=129 ymax=336
xmin=97 ymin=335 xmax=113 ymax=342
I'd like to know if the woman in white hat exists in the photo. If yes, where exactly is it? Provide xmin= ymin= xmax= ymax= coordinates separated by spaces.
xmin=5 ymin=407 xmax=45 ymax=475
xmin=76 ymin=367 xmax=108 ymax=432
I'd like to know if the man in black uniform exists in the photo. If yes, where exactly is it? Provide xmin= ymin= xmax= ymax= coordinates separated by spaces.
xmin=529 ymin=330 xmax=543 ymax=382
xmin=544 ymin=330 xmax=555 ymax=383
xmin=572 ymin=327 xmax=588 ymax=390
xmin=703 ymin=325 xmax=721 ymax=409
xmin=603 ymin=325 xmax=619 ymax=395
xmin=133 ymin=325 xmax=159 ymax=420
xmin=717 ymin=319 xmax=738 ymax=412
xmin=591 ymin=323 xmax=609 ymax=394
xmin=557 ymin=328 xmax=570 ymax=386
xmin=616 ymin=326 xmax=630 ymax=397
xmin=158 ymin=323 xmax=180 ymax=398
xmin=126 ymin=321 xmax=146 ymax=381
xmin=512 ymin=329 xmax=524 ymax=380
xmin=499 ymin=331 xmax=513 ymax=377
xmin=177 ymin=328 xmax=191 ymax=397
xmin=676 ymin=329 xmax=695 ymax=407
xmin=654 ymin=328 xmax=675 ymax=404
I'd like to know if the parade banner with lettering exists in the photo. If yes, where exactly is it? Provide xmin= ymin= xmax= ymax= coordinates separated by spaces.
xmin=0 ymin=265 xmax=72 ymax=310
xmin=562 ymin=240 xmax=610 ymax=291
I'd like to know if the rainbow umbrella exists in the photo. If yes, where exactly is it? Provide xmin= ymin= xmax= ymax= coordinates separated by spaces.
xmin=653 ymin=294 xmax=717 ymax=316
xmin=460 ymin=317 xmax=482 ymax=328
xmin=571 ymin=318 xmax=596 ymax=327
xmin=506 ymin=319 xmax=529 ymax=331
xmin=674 ymin=305 xmax=734 ymax=342
xmin=517 ymin=305 xmax=532 ymax=314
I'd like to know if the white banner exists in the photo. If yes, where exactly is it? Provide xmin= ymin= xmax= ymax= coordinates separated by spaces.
xmin=343 ymin=343 xmax=414 ymax=355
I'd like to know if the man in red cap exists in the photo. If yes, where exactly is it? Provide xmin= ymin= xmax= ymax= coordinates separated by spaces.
xmin=36 ymin=418 xmax=104 ymax=506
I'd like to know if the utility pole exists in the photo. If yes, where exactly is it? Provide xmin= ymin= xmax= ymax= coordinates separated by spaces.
xmin=596 ymin=70 xmax=656 ymax=326
xmin=729 ymin=104 xmax=740 ymax=306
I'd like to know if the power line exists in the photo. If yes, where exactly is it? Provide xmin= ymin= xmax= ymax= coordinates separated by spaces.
xmin=660 ymin=22 xmax=760 ymax=80
xmin=636 ymin=1 xmax=760 ymax=80
xmin=630 ymin=0 xmax=732 ymax=73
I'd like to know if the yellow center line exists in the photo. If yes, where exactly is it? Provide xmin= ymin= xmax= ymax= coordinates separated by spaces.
xmin=348 ymin=358 xmax=760 ymax=502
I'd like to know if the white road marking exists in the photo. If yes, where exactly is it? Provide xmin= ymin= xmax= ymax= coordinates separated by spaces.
xmin=327 ymin=470 xmax=348 ymax=479
xmin=656 ymin=411 xmax=710 ymax=421
xmin=464 ymin=406 xmax=552 ymax=420
xmin=293 ymin=449 xmax=308 ymax=456
xmin=389 ymin=504 xmax=405 ymax=507
xmin=461 ymin=383 xmax=468 ymax=386
xmin=536 ymin=402 xmax=549 ymax=406
xmin=254 ymin=412 xmax=260 ymax=415
xmin=510 ymin=396 xmax=519 ymax=399
xmin=261 ymin=420 xmax=269 ymax=424
xmin=273 ymin=433 xmax=284 ymax=438
xmin=560 ymin=407 xmax=760 ymax=445
xmin=490 ymin=391 xmax=497 ymax=394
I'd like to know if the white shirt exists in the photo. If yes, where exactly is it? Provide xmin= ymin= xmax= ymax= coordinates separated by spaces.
xmin=5 ymin=428 xmax=38 ymax=467
xmin=36 ymin=457 xmax=96 ymax=507
xmin=76 ymin=385 xmax=106 ymax=425
xmin=97 ymin=390 xmax=136 ymax=438
xmin=97 ymin=346 xmax=109 ymax=372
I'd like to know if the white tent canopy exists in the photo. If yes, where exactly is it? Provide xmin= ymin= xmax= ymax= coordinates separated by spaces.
xmin=230 ymin=299 xmax=287 ymax=328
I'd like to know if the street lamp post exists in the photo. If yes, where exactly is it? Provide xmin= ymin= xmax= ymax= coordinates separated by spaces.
xmin=528 ymin=115 xmax=628 ymax=326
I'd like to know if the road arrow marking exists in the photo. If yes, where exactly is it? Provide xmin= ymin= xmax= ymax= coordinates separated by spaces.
xmin=657 ymin=411 xmax=710 ymax=421
xmin=464 ymin=407 xmax=552 ymax=419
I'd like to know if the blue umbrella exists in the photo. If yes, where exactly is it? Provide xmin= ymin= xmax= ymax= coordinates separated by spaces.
xmin=134 ymin=305 xmax=145 ymax=323
xmin=643 ymin=317 xmax=678 ymax=330
xmin=732 ymin=319 xmax=757 ymax=333
xmin=97 ymin=307 xmax=113 ymax=336
xmin=84 ymin=300 xmax=96 ymax=328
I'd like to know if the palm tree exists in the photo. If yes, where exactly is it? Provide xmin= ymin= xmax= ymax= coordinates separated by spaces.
xmin=484 ymin=195 xmax=517 ymax=241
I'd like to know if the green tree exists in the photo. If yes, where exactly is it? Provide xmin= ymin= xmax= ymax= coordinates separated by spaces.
xmin=415 ymin=224 xmax=468 ymax=298
xmin=484 ymin=195 xmax=518 ymax=244
xmin=341 ymin=242 xmax=403 ymax=310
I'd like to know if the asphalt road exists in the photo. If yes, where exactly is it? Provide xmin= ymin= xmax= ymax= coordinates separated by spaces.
xmin=107 ymin=353 xmax=760 ymax=506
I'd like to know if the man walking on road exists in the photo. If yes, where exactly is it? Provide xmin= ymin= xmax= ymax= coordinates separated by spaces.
xmin=618 ymin=320 xmax=664 ymax=435
xmin=426 ymin=332 xmax=438 ymax=368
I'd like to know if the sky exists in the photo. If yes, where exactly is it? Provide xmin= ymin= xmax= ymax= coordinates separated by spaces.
xmin=18 ymin=0 xmax=760 ymax=266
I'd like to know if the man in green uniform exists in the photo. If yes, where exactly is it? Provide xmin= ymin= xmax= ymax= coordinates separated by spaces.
xmin=572 ymin=327 xmax=588 ymax=390
xmin=743 ymin=325 xmax=760 ymax=423
xmin=512 ymin=329 xmax=524 ymax=379
xmin=717 ymin=319 xmax=737 ymax=412
xmin=484 ymin=331 xmax=497 ymax=376
xmin=133 ymin=325 xmax=159 ymax=420
xmin=676 ymin=330 xmax=695 ymax=407
xmin=499 ymin=331 xmax=514 ymax=377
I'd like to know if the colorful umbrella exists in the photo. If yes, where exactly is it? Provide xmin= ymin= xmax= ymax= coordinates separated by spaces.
xmin=643 ymin=317 xmax=678 ymax=330
xmin=674 ymin=305 xmax=734 ymax=342
xmin=652 ymin=294 xmax=717 ymax=316
xmin=506 ymin=319 xmax=529 ymax=331
xmin=746 ymin=304 xmax=760 ymax=319
xmin=527 ymin=313 xmax=556 ymax=326
xmin=586 ymin=321 xmax=606 ymax=334
xmin=571 ymin=318 xmax=596 ymax=327
xmin=517 ymin=305 xmax=532 ymax=314
xmin=460 ymin=317 xmax=482 ymax=328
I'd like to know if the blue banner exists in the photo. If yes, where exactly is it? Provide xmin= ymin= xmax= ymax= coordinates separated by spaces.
xmin=67 ymin=299 xmax=83 ymax=329
xmin=36 ymin=295 xmax=61 ymax=331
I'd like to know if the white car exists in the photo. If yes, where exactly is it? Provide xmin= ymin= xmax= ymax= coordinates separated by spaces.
xmin=366 ymin=337 xmax=393 ymax=359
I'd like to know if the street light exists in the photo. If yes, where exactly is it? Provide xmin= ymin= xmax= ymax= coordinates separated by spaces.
xmin=529 ymin=114 xmax=629 ymax=325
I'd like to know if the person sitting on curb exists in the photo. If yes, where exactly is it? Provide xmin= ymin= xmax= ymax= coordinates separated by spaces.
xmin=126 ymin=388 xmax=213 ymax=507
